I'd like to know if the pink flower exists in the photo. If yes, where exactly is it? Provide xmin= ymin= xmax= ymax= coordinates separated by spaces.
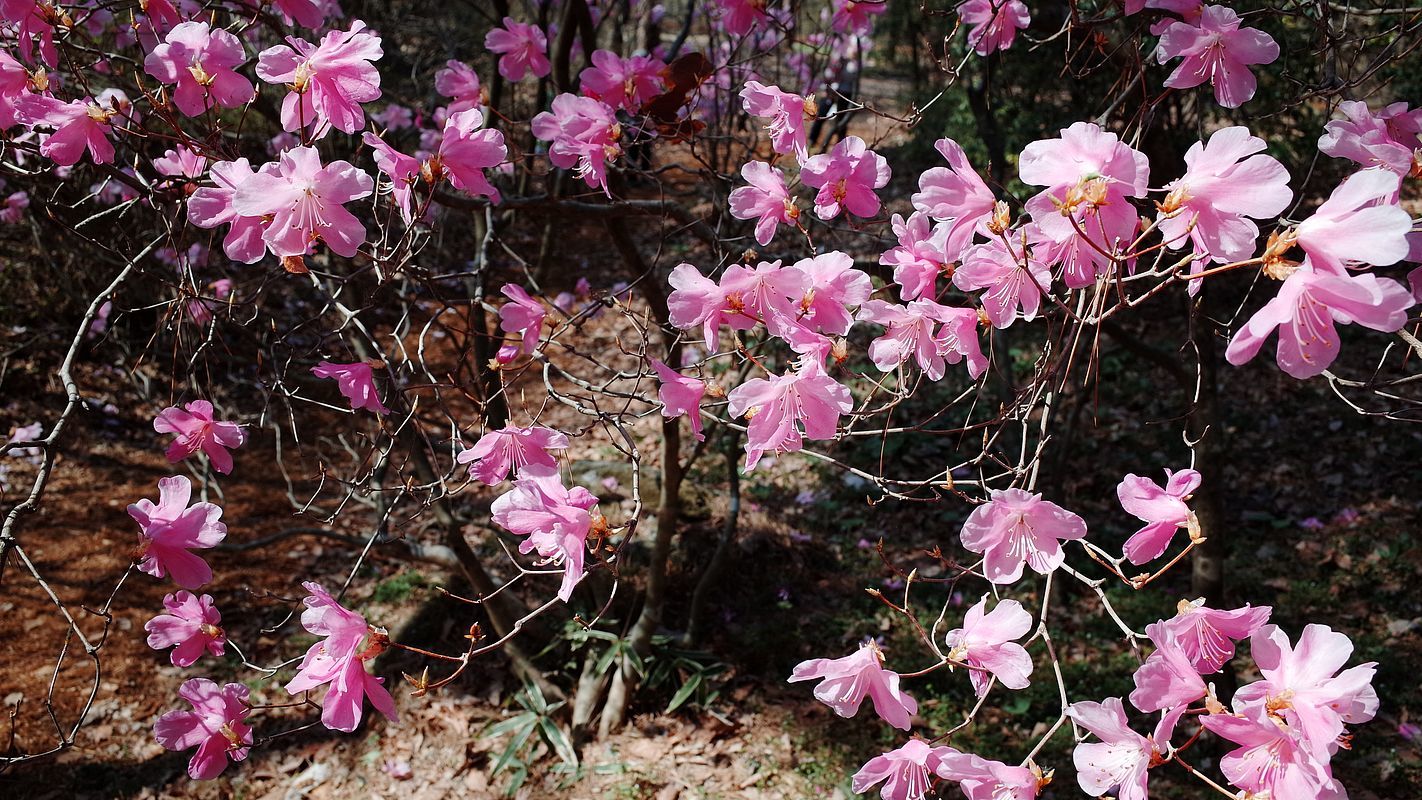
xmin=1020 ymin=122 xmax=1149 ymax=288
xmin=1 ymin=0 xmax=58 ymax=65
xmin=787 ymin=251 xmax=872 ymax=336
xmin=1116 ymin=467 xmax=1201 ymax=564
xmin=799 ymin=135 xmax=891 ymax=220
xmin=127 ymin=475 xmax=227 ymax=589
xmin=729 ymin=161 xmax=799 ymax=246
xmin=958 ymin=0 xmax=1031 ymax=56
xmin=937 ymin=751 xmax=1043 ymax=800
xmin=944 ymin=595 xmax=1033 ymax=696
xmin=859 ymin=299 xmax=979 ymax=381
xmin=652 ymin=358 xmax=706 ymax=442
xmin=959 ymin=488 xmax=1087 ymax=584
xmin=490 ymin=467 xmax=599 ymax=601
xmin=437 ymin=108 xmax=506 ymax=201
xmin=154 ymin=679 xmax=252 ymax=780
xmin=667 ymin=263 xmax=742 ymax=348
xmin=1234 ymin=624 xmax=1379 ymax=754
xmin=667 ymin=260 xmax=809 ymax=347
xmin=270 ymin=0 xmax=329 ymax=28
xmin=144 ymin=21 xmax=254 ymax=117
xmin=531 ymin=93 xmax=621 ymax=193
xmin=362 ymin=131 xmax=421 ymax=223
xmin=484 ymin=17 xmax=549 ymax=82
xmin=790 ymin=642 xmax=918 ymax=730
xmin=1129 ymin=622 xmax=1207 ymax=713
xmin=580 ymin=50 xmax=667 ymax=112
xmin=881 ymin=213 xmax=953 ymax=302
xmin=497 ymin=283 xmax=546 ymax=360
xmin=713 ymin=0 xmax=769 ymax=36
xmin=187 ymin=158 xmax=272 ymax=264
xmin=232 ymin=146 xmax=374 ymax=259
xmin=1200 ymin=707 xmax=1346 ymax=799
xmin=0 ymin=49 xmax=30 ymax=128
xmin=1158 ymin=126 xmax=1292 ymax=277
xmin=286 ymin=582 xmax=399 ymax=732
xmin=1225 ymin=263 xmax=1415 ymax=379
xmin=911 ymin=138 xmax=997 ymax=263
xmin=434 ymin=59 xmax=483 ymax=114
xmin=312 ymin=361 xmax=390 ymax=415
xmin=954 ymin=234 xmax=1052 ymax=328
xmin=936 ymin=304 xmax=990 ymax=379
xmin=1319 ymin=100 xmax=1422 ymax=175
xmin=1160 ymin=599 xmax=1271 ymax=673
xmin=154 ymin=145 xmax=207 ymax=179
xmin=832 ymin=0 xmax=888 ymax=35
xmin=1155 ymin=5 xmax=1278 ymax=108
xmin=13 ymin=92 xmax=121 ymax=167
xmin=0 ymin=190 xmax=29 ymax=224
xmin=154 ymin=400 xmax=246 ymax=474
xmin=1067 ymin=697 xmax=1182 ymax=800
xmin=256 ymin=20 xmax=383 ymax=137
xmin=145 ymin=590 xmax=225 ymax=667
xmin=740 ymin=81 xmax=815 ymax=159
xmin=456 ymin=424 xmax=569 ymax=485
xmin=727 ymin=359 xmax=853 ymax=470
xmin=1295 ymin=168 xmax=1413 ymax=273
xmin=851 ymin=740 xmax=957 ymax=800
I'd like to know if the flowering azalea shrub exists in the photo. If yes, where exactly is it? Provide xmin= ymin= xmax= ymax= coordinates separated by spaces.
xmin=0 ymin=0 xmax=1418 ymax=797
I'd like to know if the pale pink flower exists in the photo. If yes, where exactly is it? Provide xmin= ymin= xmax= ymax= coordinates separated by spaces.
xmin=832 ymin=0 xmax=888 ymax=35
xmin=881 ymin=213 xmax=953 ymax=302
xmin=944 ymin=595 xmax=1033 ymax=696
xmin=154 ymin=400 xmax=246 ymax=474
xmin=1156 ymin=5 xmax=1278 ymax=108
xmin=1225 ymin=262 xmax=1415 ymax=379
xmin=232 ymin=146 xmax=374 ymax=259
xmin=800 ymin=135 xmax=891 ymax=220
xmin=667 ymin=262 xmax=744 ymax=348
xmin=954 ymin=234 xmax=1052 ymax=328
xmin=1067 ymin=698 xmax=1183 ymax=800
xmin=531 ymin=93 xmax=621 ymax=193
xmin=740 ymin=81 xmax=815 ymax=159
xmin=789 ymin=641 xmax=919 ymax=730
xmin=1295 ymin=168 xmax=1413 ymax=273
xmin=958 ymin=0 xmax=1031 ymax=56
xmin=580 ymin=50 xmax=667 ymax=112
xmin=144 ymin=21 xmax=254 ymax=117
xmin=727 ymin=359 xmax=853 ymax=469
xmin=187 ymin=158 xmax=272 ymax=264
xmin=434 ymin=59 xmax=483 ymax=114
xmin=485 ymin=17 xmax=549 ymax=82
xmin=713 ymin=0 xmax=769 ymax=36
xmin=0 ymin=190 xmax=29 ymax=224
xmin=256 ymin=20 xmax=383 ymax=137
xmin=154 ymin=679 xmax=251 ymax=780
xmin=286 ymin=582 xmax=398 ymax=732
xmin=13 ymin=93 xmax=120 ymax=167
xmin=1129 ymin=622 xmax=1207 ymax=713
xmin=456 ymin=424 xmax=569 ymax=485
xmin=497 ymin=283 xmax=546 ymax=360
xmin=490 ymin=467 xmax=599 ymax=601
xmin=145 ymin=590 xmax=225 ymax=667
xmin=437 ymin=108 xmax=506 ymax=201
xmin=1158 ymin=126 xmax=1292 ymax=278
xmin=959 ymin=488 xmax=1087 ymax=584
xmin=153 ymin=145 xmax=207 ymax=179
xmin=935 ymin=305 xmax=990 ymax=380
xmin=1200 ymin=707 xmax=1346 ymax=800
xmin=362 ymin=131 xmax=421 ymax=223
xmin=1319 ymin=100 xmax=1422 ymax=175
xmin=312 ymin=361 xmax=390 ymax=415
xmin=852 ymin=740 xmax=957 ymax=800
xmin=911 ymin=138 xmax=996 ymax=263
xmin=369 ymin=102 xmax=413 ymax=130
xmin=787 ymin=251 xmax=872 ymax=336
xmin=668 ymin=260 xmax=809 ymax=347
xmin=651 ymin=358 xmax=707 ymax=442
xmin=127 ymin=475 xmax=227 ymax=589
xmin=859 ymin=299 xmax=972 ymax=381
xmin=1234 ymin=624 xmax=1379 ymax=754
xmin=1116 ymin=467 xmax=1201 ymax=564
xmin=1160 ymin=599 xmax=1271 ymax=674
xmin=1020 ymin=122 xmax=1149 ymax=288
xmin=937 ymin=751 xmax=1043 ymax=800
xmin=729 ymin=160 xmax=799 ymax=246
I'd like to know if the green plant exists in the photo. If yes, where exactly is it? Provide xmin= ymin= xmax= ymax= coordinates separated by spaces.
xmin=482 ymin=681 xmax=578 ymax=796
